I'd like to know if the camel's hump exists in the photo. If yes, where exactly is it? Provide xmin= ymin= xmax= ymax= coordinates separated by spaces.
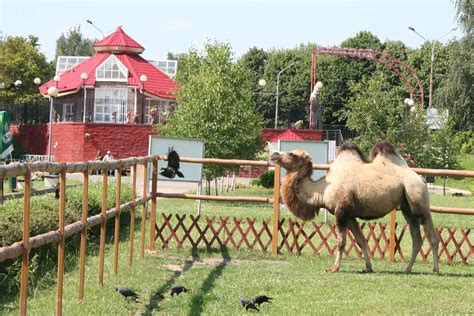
xmin=370 ymin=140 xmax=397 ymax=159
xmin=337 ymin=143 xmax=370 ymax=163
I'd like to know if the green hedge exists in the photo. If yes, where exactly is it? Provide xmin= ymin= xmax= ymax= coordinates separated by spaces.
xmin=0 ymin=182 xmax=133 ymax=294
xmin=259 ymin=170 xmax=274 ymax=188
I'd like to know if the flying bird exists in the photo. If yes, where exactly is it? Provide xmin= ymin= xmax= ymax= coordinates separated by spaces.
xmin=115 ymin=286 xmax=139 ymax=301
xmin=170 ymin=285 xmax=189 ymax=296
xmin=253 ymin=294 xmax=272 ymax=306
xmin=159 ymin=147 xmax=184 ymax=179
xmin=239 ymin=295 xmax=259 ymax=312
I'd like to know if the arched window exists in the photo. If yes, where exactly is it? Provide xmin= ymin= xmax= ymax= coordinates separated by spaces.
xmin=96 ymin=55 xmax=128 ymax=81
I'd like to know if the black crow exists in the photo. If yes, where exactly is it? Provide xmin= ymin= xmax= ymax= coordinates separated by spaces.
xmin=253 ymin=294 xmax=272 ymax=305
xmin=115 ymin=286 xmax=139 ymax=301
xmin=240 ymin=295 xmax=259 ymax=311
xmin=170 ymin=285 xmax=189 ymax=296
xmin=159 ymin=147 xmax=184 ymax=179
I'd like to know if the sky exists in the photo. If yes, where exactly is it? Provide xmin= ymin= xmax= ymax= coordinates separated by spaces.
xmin=0 ymin=0 xmax=462 ymax=62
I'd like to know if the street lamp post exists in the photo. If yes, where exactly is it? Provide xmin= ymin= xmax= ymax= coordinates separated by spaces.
xmin=47 ymin=87 xmax=58 ymax=162
xmin=14 ymin=80 xmax=22 ymax=123
xmin=86 ymin=19 xmax=105 ymax=38
xmin=140 ymin=75 xmax=148 ymax=124
xmin=275 ymin=61 xmax=298 ymax=129
xmin=408 ymin=26 xmax=456 ymax=108
xmin=47 ymin=76 xmax=61 ymax=162
xmin=34 ymin=78 xmax=41 ymax=123
xmin=80 ymin=73 xmax=89 ymax=122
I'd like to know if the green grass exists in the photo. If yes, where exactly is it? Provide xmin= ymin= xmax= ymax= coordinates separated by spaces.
xmin=1 ymin=223 xmax=472 ymax=315
xmin=435 ymin=154 xmax=474 ymax=193
xmin=0 ymin=186 xmax=472 ymax=315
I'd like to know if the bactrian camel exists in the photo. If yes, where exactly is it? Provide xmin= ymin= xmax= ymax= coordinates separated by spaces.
xmin=270 ymin=140 xmax=440 ymax=274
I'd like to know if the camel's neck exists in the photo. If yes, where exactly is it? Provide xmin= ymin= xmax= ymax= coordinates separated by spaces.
xmin=280 ymin=170 xmax=327 ymax=220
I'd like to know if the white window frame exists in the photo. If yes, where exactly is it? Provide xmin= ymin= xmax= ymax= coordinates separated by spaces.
xmin=56 ymin=56 xmax=89 ymax=75
xmin=149 ymin=60 xmax=178 ymax=77
xmin=94 ymin=88 xmax=128 ymax=123
xmin=144 ymin=99 xmax=177 ymax=124
xmin=95 ymin=55 xmax=128 ymax=82
xmin=62 ymin=103 xmax=75 ymax=122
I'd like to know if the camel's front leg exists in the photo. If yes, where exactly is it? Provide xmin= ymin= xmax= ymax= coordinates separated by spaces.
xmin=347 ymin=219 xmax=373 ymax=273
xmin=326 ymin=224 xmax=347 ymax=273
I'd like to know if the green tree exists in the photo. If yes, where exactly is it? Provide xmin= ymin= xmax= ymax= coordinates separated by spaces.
xmin=0 ymin=35 xmax=54 ymax=122
xmin=341 ymin=72 xmax=406 ymax=152
xmin=55 ymin=26 xmax=96 ymax=59
xmin=159 ymin=41 xmax=263 ymax=182
xmin=426 ymin=117 xmax=462 ymax=169
xmin=317 ymin=31 xmax=383 ymax=126
xmin=434 ymin=1 xmax=473 ymax=130
xmin=262 ymin=45 xmax=312 ymax=128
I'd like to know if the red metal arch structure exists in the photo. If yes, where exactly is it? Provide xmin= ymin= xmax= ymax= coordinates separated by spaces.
xmin=310 ymin=47 xmax=425 ymax=129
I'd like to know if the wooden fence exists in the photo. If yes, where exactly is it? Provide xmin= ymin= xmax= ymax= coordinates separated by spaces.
xmin=0 ymin=155 xmax=473 ymax=316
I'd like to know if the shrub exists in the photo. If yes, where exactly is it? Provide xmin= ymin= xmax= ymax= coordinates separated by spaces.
xmin=259 ymin=170 xmax=274 ymax=188
xmin=250 ymin=178 xmax=261 ymax=187
xmin=0 ymin=182 xmax=132 ymax=294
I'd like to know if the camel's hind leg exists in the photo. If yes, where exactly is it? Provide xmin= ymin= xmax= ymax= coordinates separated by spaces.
xmin=421 ymin=214 xmax=440 ymax=274
xmin=400 ymin=201 xmax=422 ymax=273
xmin=347 ymin=219 xmax=373 ymax=273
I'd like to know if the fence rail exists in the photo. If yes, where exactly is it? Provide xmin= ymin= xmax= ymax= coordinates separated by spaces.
xmin=0 ymin=154 xmax=472 ymax=315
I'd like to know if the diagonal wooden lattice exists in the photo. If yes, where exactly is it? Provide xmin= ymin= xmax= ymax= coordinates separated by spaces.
xmin=155 ymin=214 xmax=472 ymax=264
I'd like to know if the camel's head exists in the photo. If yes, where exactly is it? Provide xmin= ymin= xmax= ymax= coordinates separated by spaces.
xmin=270 ymin=149 xmax=313 ymax=175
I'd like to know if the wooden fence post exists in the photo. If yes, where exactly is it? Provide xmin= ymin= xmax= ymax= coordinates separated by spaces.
xmin=113 ymin=167 xmax=122 ymax=276
xmin=78 ymin=168 xmax=89 ymax=302
xmin=129 ymin=164 xmax=137 ymax=266
xmin=140 ymin=160 xmax=148 ymax=258
xmin=272 ymin=164 xmax=281 ymax=256
xmin=19 ymin=166 xmax=31 ymax=316
xmin=149 ymin=159 xmax=157 ymax=251
xmin=56 ymin=168 xmax=66 ymax=316
xmin=389 ymin=210 xmax=396 ymax=261
xmin=98 ymin=171 xmax=108 ymax=285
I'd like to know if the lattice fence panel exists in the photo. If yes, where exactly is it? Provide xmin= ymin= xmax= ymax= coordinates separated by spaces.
xmin=154 ymin=213 xmax=472 ymax=264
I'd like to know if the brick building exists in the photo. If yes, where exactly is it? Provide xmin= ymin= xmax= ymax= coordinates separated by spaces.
xmin=12 ymin=27 xmax=178 ymax=162
xmin=11 ymin=26 xmax=323 ymax=163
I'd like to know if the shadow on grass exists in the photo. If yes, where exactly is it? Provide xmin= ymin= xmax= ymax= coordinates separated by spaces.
xmin=143 ymin=248 xmax=199 ymax=315
xmin=186 ymin=247 xmax=231 ymax=316
xmin=0 ymin=210 xmax=141 ymax=314
xmin=338 ymin=269 xmax=474 ymax=278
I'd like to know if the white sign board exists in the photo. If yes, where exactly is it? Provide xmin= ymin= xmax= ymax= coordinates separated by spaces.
xmin=278 ymin=140 xmax=329 ymax=180
xmin=149 ymin=136 xmax=205 ymax=183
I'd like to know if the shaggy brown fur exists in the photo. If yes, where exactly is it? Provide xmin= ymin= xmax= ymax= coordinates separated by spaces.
xmin=280 ymin=172 xmax=319 ymax=221
xmin=370 ymin=140 xmax=397 ymax=159
xmin=337 ymin=143 xmax=370 ymax=163
xmin=270 ymin=142 xmax=440 ymax=274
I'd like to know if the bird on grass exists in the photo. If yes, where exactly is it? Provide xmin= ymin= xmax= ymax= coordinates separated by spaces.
xmin=253 ymin=294 xmax=272 ymax=306
xmin=239 ymin=295 xmax=259 ymax=312
xmin=159 ymin=147 xmax=184 ymax=179
xmin=115 ymin=286 xmax=139 ymax=301
xmin=170 ymin=285 xmax=189 ymax=296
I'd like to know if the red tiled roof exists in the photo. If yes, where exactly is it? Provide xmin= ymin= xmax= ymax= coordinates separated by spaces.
xmin=94 ymin=26 xmax=144 ymax=51
xmin=270 ymin=129 xmax=304 ymax=142
xmin=39 ymin=53 xmax=178 ymax=99
xmin=39 ymin=26 xmax=177 ymax=99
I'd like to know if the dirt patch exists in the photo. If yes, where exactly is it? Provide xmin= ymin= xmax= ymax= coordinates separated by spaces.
xmin=197 ymin=257 xmax=287 ymax=266
xmin=163 ymin=264 xmax=184 ymax=271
